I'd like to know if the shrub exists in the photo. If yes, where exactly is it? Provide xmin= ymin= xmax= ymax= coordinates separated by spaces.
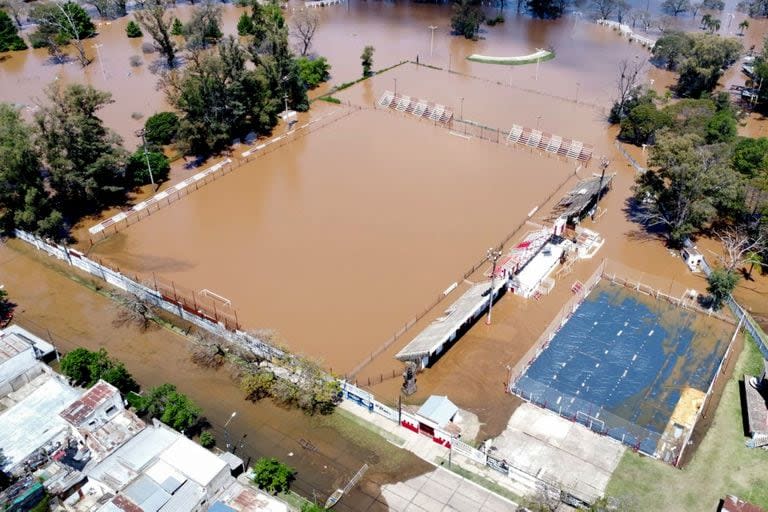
xmin=199 ymin=431 xmax=215 ymax=448
xmin=707 ymin=268 xmax=739 ymax=310
xmin=137 ymin=383 xmax=202 ymax=432
xmin=141 ymin=42 xmax=155 ymax=54
xmin=144 ymin=111 xmax=180 ymax=145
xmin=127 ymin=149 xmax=170 ymax=185
xmin=60 ymin=347 xmax=139 ymax=394
xmin=126 ymin=20 xmax=142 ymax=38
xmin=129 ymin=55 xmax=143 ymax=67
xmin=320 ymin=96 xmax=341 ymax=104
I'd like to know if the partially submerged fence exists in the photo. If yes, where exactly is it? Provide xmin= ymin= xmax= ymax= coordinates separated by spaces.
xmin=88 ymin=108 xmax=355 ymax=244
xmin=14 ymin=229 xmax=283 ymax=361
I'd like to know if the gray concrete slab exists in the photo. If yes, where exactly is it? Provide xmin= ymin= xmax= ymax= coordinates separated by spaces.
xmin=380 ymin=467 xmax=519 ymax=512
xmin=490 ymin=403 xmax=625 ymax=503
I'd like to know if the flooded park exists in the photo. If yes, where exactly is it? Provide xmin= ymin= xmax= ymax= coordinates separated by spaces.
xmin=3 ymin=0 xmax=768 ymax=508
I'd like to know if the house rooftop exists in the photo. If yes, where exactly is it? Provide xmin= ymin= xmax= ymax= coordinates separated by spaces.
xmin=720 ymin=495 xmax=767 ymax=512
xmin=0 ymin=325 xmax=55 ymax=360
xmin=212 ymin=481 xmax=289 ymax=512
xmin=159 ymin=436 xmax=228 ymax=487
xmin=60 ymin=380 xmax=120 ymax=426
xmin=0 ymin=374 xmax=80 ymax=470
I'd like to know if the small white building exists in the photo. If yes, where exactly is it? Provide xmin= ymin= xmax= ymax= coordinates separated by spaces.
xmin=681 ymin=247 xmax=704 ymax=272
xmin=415 ymin=395 xmax=459 ymax=437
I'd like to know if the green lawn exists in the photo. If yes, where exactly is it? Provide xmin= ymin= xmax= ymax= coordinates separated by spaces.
xmin=605 ymin=336 xmax=768 ymax=511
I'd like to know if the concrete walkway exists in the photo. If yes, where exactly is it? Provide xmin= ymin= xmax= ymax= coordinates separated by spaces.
xmin=339 ymin=401 xmax=527 ymax=506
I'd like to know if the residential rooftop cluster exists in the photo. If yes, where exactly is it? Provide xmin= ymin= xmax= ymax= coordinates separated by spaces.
xmin=0 ymin=325 xmax=287 ymax=512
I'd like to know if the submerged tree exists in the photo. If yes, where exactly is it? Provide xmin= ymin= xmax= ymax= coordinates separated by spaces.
xmin=136 ymin=383 xmax=202 ymax=431
xmin=451 ymin=0 xmax=484 ymax=39
xmin=290 ymin=8 xmax=318 ymax=56
xmin=661 ymin=0 xmax=691 ymax=16
xmin=184 ymin=0 xmax=222 ymax=50
xmin=706 ymin=268 xmax=739 ymax=309
xmin=633 ymin=131 xmax=742 ymax=245
xmin=29 ymin=2 xmax=96 ymax=66
xmin=134 ymin=0 xmax=176 ymax=67
xmin=0 ymin=103 xmax=62 ymax=237
xmin=360 ymin=44 xmax=374 ymax=77
xmin=527 ymin=0 xmax=567 ymax=18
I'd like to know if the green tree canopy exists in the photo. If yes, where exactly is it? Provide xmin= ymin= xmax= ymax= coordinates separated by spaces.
xmin=199 ymin=431 xmax=215 ymax=448
xmin=137 ymin=383 xmax=202 ymax=432
xmin=127 ymin=150 xmax=170 ymax=185
xmin=731 ymin=137 xmax=768 ymax=178
xmin=633 ymin=131 xmax=743 ymax=245
xmin=144 ymin=111 xmax=180 ymax=145
xmin=126 ymin=20 xmax=142 ymax=38
xmin=237 ymin=12 xmax=254 ymax=36
xmin=251 ymin=457 xmax=295 ymax=494
xmin=0 ymin=10 xmax=27 ymax=51
xmin=296 ymin=56 xmax=330 ymax=89
xmin=29 ymin=2 xmax=95 ymax=46
xmin=706 ymin=267 xmax=739 ymax=309
xmin=0 ymin=103 xmax=63 ymax=238
xmin=619 ymin=103 xmax=673 ymax=145
xmin=34 ymin=83 xmax=129 ymax=216
xmin=361 ymin=45 xmax=374 ymax=77
xmin=60 ymin=347 xmax=139 ymax=393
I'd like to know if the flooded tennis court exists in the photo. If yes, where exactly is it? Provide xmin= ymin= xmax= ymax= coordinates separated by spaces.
xmin=510 ymin=280 xmax=736 ymax=460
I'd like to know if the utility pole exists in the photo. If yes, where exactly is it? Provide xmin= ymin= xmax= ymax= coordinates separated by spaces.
xmin=428 ymin=25 xmax=437 ymax=57
xmin=135 ymin=128 xmax=156 ymax=189
xmin=92 ymin=43 xmax=106 ymax=81
xmin=486 ymin=247 xmax=502 ymax=325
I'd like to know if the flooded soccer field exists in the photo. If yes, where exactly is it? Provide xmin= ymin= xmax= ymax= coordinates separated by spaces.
xmin=89 ymin=101 xmax=580 ymax=373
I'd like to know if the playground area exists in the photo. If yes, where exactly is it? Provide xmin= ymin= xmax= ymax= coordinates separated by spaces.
xmin=88 ymin=105 xmax=577 ymax=374
xmin=510 ymin=279 xmax=737 ymax=465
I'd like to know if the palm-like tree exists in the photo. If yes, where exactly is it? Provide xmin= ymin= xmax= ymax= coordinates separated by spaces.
xmin=700 ymin=13 xmax=712 ymax=29
xmin=738 ymin=19 xmax=749 ymax=35
xmin=744 ymin=251 xmax=762 ymax=279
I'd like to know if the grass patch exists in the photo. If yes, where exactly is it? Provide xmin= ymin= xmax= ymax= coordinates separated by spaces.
xmin=466 ymin=51 xmax=555 ymax=66
xmin=332 ymin=407 xmax=406 ymax=447
xmin=311 ymin=60 xmax=409 ymax=104
xmin=435 ymin=456 xmax=523 ymax=504
xmin=309 ymin=408 xmax=415 ymax=474
xmin=319 ymin=96 xmax=341 ymax=104
xmin=605 ymin=334 xmax=768 ymax=511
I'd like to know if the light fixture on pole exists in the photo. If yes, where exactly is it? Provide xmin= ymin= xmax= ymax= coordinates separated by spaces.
xmin=135 ymin=128 xmax=156 ymax=189
xmin=224 ymin=411 xmax=237 ymax=452
xmin=486 ymin=247 xmax=502 ymax=325
xmin=428 ymin=25 xmax=437 ymax=57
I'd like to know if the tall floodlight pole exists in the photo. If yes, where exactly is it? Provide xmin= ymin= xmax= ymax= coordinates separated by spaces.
xmin=460 ymin=97 xmax=464 ymax=120
xmin=224 ymin=411 xmax=237 ymax=452
xmin=536 ymin=115 xmax=542 ymax=130
xmin=394 ymin=78 xmax=397 ymax=97
xmin=727 ymin=12 xmax=734 ymax=33
xmin=486 ymin=247 xmax=502 ymax=325
xmin=92 ymin=43 xmax=106 ymax=81
xmin=428 ymin=25 xmax=438 ymax=57
xmin=135 ymin=128 xmax=156 ymax=189
xmin=575 ymin=82 xmax=581 ymax=103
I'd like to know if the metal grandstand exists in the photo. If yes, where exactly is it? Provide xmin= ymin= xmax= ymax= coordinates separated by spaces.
xmin=506 ymin=124 xmax=593 ymax=163
xmin=377 ymin=91 xmax=454 ymax=124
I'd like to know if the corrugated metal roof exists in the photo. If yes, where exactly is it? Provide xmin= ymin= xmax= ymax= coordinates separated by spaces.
xmin=60 ymin=380 xmax=119 ymax=426
xmin=396 ymin=281 xmax=502 ymax=361
xmin=0 ymin=375 xmax=80 ymax=469
xmin=158 ymin=481 xmax=204 ymax=512
xmin=124 ymin=474 xmax=164 ymax=505
xmin=160 ymin=437 xmax=226 ymax=487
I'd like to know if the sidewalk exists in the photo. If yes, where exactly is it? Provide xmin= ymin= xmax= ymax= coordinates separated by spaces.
xmin=339 ymin=401 xmax=531 ymax=506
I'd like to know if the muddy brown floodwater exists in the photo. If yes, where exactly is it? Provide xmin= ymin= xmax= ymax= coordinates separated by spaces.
xmin=89 ymin=100 xmax=578 ymax=373
xmin=0 ymin=240 xmax=431 ymax=512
